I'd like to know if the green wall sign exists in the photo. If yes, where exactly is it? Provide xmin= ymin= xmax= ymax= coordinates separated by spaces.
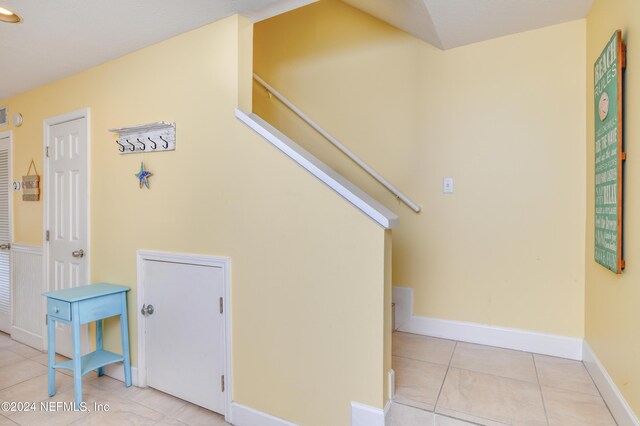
xmin=594 ymin=30 xmax=625 ymax=274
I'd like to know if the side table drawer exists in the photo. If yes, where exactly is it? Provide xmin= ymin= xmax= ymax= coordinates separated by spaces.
xmin=47 ymin=299 xmax=71 ymax=321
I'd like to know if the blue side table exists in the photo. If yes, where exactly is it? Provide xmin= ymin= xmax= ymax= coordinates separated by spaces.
xmin=43 ymin=283 xmax=132 ymax=407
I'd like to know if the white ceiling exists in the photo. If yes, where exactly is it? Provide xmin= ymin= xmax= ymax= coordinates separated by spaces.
xmin=341 ymin=0 xmax=592 ymax=49
xmin=0 ymin=0 xmax=316 ymax=100
xmin=0 ymin=0 xmax=592 ymax=101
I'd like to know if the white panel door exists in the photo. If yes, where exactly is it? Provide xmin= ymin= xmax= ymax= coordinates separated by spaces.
xmin=47 ymin=117 xmax=89 ymax=356
xmin=0 ymin=135 xmax=11 ymax=334
xmin=144 ymin=260 xmax=225 ymax=414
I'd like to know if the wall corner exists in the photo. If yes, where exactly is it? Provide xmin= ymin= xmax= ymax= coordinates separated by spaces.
xmin=237 ymin=15 xmax=254 ymax=112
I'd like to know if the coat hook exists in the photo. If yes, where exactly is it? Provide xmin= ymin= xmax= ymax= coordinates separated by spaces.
xmin=116 ymin=140 xmax=125 ymax=152
xmin=137 ymin=138 xmax=146 ymax=151
xmin=159 ymin=136 xmax=169 ymax=149
xmin=148 ymin=137 xmax=157 ymax=150
xmin=126 ymin=139 xmax=135 ymax=152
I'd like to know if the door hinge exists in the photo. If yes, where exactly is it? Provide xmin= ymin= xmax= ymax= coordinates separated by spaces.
xmin=45 ymin=314 xmax=48 ymax=325
xmin=46 ymin=147 xmax=49 ymax=158
xmin=46 ymin=230 xmax=50 ymax=242
xmin=219 ymin=297 xmax=223 ymax=314
xmin=221 ymin=375 xmax=225 ymax=392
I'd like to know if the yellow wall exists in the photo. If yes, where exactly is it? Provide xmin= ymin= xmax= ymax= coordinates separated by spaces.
xmin=586 ymin=0 xmax=640 ymax=417
xmin=2 ymin=14 xmax=388 ymax=425
xmin=254 ymin=0 xmax=587 ymax=338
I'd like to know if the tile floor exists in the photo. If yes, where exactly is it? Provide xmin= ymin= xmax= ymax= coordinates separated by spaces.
xmin=0 ymin=330 xmax=619 ymax=426
xmin=0 ymin=332 xmax=228 ymax=425
xmin=390 ymin=331 xmax=617 ymax=426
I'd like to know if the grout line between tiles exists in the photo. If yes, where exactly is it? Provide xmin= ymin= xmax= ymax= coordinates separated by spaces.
xmin=444 ymin=364 xmax=542 ymax=386
xmin=436 ymin=412 xmax=494 ymax=426
xmin=0 ymin=415 xmax=19 ymax=425
xmin=436 ymin=406 xmax=512 ymax=426
xmin=532 ymin=352 xmax=551 ymax=426
xmin=0 ymin=371 xmax=50 ymax=393
xmin=392 ymin=400 xmax=434 ymax=413
xmin=392 ymin=353 xmax=452 ymax=366
xmin=579 ymin=358 xmax=619 ymax=420
xmin=433 ymin=341 xmax=457 ymax=411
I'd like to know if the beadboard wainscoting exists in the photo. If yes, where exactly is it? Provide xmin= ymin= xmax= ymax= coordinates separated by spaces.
xmin=11 ymin=244 xmax=44 ymax=349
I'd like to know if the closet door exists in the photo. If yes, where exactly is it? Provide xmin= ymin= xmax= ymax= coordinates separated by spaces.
xmin=0 ymin=135 xmax=11 ymax=333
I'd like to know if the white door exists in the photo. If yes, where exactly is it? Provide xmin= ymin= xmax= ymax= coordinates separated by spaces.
xmin=144 ymin=259 xmax=226 ymax=414
xmin=0 ymin=134 xmax=11 ymax=334
xmin=46 ymin=116 xmax=89 ymax=356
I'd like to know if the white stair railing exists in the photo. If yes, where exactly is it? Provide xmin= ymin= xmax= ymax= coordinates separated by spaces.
xmin=253 ymin=73 xmax=421 ymax=213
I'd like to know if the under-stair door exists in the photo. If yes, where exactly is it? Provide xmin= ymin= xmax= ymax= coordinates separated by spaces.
xmin=143 ymin=259 xmax=226 ymax=414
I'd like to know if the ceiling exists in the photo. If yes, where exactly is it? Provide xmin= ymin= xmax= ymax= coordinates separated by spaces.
xmin=0 ymin=0 xmax=592 ymax=101
xmin=341 ymin=0 xmax=593 ymax=49
xmin=0 ymin=0 xmax=315 ymax=100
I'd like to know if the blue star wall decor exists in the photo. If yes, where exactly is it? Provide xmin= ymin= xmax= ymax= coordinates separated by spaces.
xmin=135 ymin=162 xmax=153 ymax=189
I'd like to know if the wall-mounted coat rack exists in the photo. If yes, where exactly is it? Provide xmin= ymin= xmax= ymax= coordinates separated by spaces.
xmin=109 ymin=121 xmax=175 ymax=154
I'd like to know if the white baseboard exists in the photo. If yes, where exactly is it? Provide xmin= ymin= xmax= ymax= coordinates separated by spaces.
xmin=351 ymin=401 xmax=388 ymax=426
xmin=102 ymin=363 xmax=139 ymax=387
xmin=231 ymin=402 xmax=298 ymax=426
xmin=583 ymin=342 xmax=640 ymax=426
xmin=393 ymin=286 xmax=583 ymax=360
xmin=10 ymin=327 xmax=44 ymax=351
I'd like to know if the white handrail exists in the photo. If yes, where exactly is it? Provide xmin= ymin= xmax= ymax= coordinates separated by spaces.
xmin=253 ymin=73 xmax=421 ymax=213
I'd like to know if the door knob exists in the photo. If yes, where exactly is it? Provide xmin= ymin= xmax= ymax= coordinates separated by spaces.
xmin=71 ymin=249 xmax=84 ymax=258
xmin=0 ymin=243 xmax=10 ymax=250
xmin=141 ymin=304 xmax=154 ymax=316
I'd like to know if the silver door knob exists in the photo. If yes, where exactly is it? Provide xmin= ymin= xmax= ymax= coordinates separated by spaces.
xmin=71 ymin=249 xmax=84 ymax=258
xmin=0 ymin=243 xmax=10 ymax=250
xmin=141 ymin=304 xmax=154 ymax=316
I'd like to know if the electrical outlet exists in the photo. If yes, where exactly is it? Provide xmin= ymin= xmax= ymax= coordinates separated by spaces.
xmin=443 ymin=177 xmax=454 ymax=193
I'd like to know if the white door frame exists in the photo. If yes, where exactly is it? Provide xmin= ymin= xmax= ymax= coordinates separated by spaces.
xmin=42 ymin=108 xmax=91 ymax=350
xmin=136 ymin=250 xmax=232 ymax=421
xmin=0 ymin=130 xmax=12 ymax=334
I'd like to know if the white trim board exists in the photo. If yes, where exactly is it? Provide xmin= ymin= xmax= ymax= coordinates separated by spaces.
xmin=583 ymin=341 xmax=640 ymax=426
xmin=102 ymin=363 xmax=140 ymax=388
xmin=231 ymin=403 xmax=298 ymax=426
xmin=392 ymin=286 xmax=583 ymax=360
xmin=351 ymin=401 xmax=390 ymax=426
xmin=136 ymin=250 xmax=232 ymax=423
xmin=231 ymin=400 xmax=390 ymax=426
xmin=235 ymin=109 xmax=399 ymax=229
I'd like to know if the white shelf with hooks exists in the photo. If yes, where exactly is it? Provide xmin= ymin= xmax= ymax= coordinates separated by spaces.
xmin=109 ymin=121 xmax=175 ymax=154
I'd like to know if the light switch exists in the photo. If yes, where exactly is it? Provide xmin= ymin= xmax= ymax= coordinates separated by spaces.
xmin=443 ymin=177 xmax=454 ymax=194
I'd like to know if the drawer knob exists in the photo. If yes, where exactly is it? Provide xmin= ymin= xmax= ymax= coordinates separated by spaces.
xmin=54 ymin=307 xmax=60 ymax=313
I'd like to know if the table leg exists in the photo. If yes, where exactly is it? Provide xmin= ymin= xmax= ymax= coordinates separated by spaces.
xmin=120 ymin=292 xmax=132 ymax=387
xmin=47 ymin=316 xmax=56 ymax=397
xmin=96 ymin=319 xmax=103 ymax=377
xmin=71 ymin=304 xmax=83 ymax=409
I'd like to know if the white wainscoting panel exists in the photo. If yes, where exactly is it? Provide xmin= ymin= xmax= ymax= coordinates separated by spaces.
xmin=11 ymin=244 xmax=44 ymax=349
